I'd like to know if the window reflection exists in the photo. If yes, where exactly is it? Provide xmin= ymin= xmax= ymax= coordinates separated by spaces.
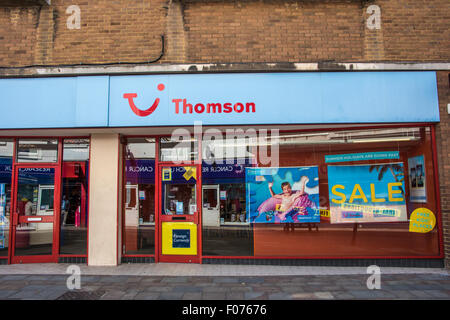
xmin=63 ymin=139 xmax=90 ymax=161
xmin=17 ymin=168 xmax=55 ymax=217
xmin=201 ymin=136 xmax=254 ymax=256
xmin=15 ymin=222 xmax=53 ymax=256
xmin=253 ymin=126 xmax=439 ymax=257
xmin=201 ymin=126 xmax=440 ymax=258
xmin=163 ymin=183 xmax=196 ymax=215
xmin=219 ymin=184 xmax=246 ymax=224
xmin=15 ymin=168 xmax=55 ymax=256
xmin=0 ymin=139 xmax=13 ymax=257
xmin=17 ymin=139 xmax=58 ymax=163
xmin=124 ymin=138 xmax=156 ymax=255
xmin=160 ymin=137 xmax=198 ymax=162
xmin=60 ymin=139 xmax=90 ymax=255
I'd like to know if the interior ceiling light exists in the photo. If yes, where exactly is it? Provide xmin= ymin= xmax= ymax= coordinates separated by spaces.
xmin=350 ymin=137 xmax=418 ymax=143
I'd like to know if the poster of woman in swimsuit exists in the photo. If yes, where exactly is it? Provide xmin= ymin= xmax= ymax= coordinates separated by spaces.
xmin=245 ymin=167 xmax=320 ymax=223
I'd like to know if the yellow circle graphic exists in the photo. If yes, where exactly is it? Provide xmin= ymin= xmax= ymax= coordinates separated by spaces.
xmin=409 ymin=208 xmax=436 ymax=233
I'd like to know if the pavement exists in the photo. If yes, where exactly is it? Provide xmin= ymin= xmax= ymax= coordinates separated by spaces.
xmin=0 ymin=263 xmax=448 ymax=300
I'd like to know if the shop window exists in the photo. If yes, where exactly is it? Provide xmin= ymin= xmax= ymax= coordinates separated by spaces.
xmin=0 ymin=139 xmax=13 ymax=257
xmin=60 ymin=139 xmax=90 ymax=255
xmin=16 ymin=139 xmax=58 ymax=163
xmin=201 ymin=136 xmax=255 ymax=256
xmin=163 ymin=183 xmax=196 ymax=215
xmin=123 ymin=138 xmax=156 ymax=255
xmin=250 ymin=127 xmax=440 ymax=258
xmin=63 ymin=138 xmax=90 ymax=161
xmin=15 ymin=168 xmax=55 ymax=256
xmin=160 ymin=136 xmax=198 ymax=162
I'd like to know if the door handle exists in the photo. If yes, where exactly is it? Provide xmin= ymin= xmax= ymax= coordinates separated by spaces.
xmin=27 ymin=217 xmax=42 ymax=222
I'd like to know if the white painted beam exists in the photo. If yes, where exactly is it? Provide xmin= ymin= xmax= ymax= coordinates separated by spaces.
xmin=0 ymin=62 xmax=449 ymax=77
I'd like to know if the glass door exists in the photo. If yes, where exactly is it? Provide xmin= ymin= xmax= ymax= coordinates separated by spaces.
xmin=11 ymin=166 xmax=60 ymax=263
xmin=202 ymin=185 xmax=220 ymax=227
xmin=158 ymin=165 xmax=201 ymax=263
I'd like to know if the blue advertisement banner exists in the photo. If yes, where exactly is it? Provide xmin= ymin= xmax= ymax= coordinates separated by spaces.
xmin=246 ymin=167 xmax=320 ymax=223
xmin=328 ymin=163 xmax=408 ymax=223
xmin=325 ymin=151 xmax=400 ymax=163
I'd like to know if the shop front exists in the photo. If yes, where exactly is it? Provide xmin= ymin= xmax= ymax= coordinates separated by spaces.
xmin=0 ymin=138 xmax=90 ymax=264
xmin=121 ymin=125 xmax=443 ymax=266
xmin=0 ymin=71 xmax=445 ymax=266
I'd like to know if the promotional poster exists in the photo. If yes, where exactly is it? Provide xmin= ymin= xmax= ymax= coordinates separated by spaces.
xmin=328 ymin=163 xmax=408 ymax=223
xmin=246 ymin=167 xmax=320 ymax=223
xmin=408 ymin=155 xmax=427 ymax=203
xmin=0 ymin=184 xmax=5 ymax=249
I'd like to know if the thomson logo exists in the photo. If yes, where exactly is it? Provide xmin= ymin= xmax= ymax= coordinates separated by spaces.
xmin=172 ymin=99 xmax=255 ymax=114
xmin=123 ymin=83 xmax=165 ymax=117
xmin=124 ymin=83 xmax=256 ymax=117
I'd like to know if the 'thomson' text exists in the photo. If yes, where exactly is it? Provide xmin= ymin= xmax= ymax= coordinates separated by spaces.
xmin=172 ymin=99 xmax=256 ymax=114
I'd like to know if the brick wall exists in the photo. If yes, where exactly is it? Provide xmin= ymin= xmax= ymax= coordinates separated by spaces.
xmin=0 ymin=0 xmax=449 ymax=66
xmin=0 ymin=0 xmax=167 ymax=66
xmin=183 ymin=0 xmax=365 ymax=63
xmin=436 ymin=72 xmax=450 ymax=268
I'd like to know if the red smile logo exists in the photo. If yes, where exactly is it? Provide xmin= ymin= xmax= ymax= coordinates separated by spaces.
xmin=124 ymin=83 xmax=165 ymax=117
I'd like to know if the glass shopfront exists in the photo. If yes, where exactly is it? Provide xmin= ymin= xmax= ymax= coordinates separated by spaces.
xmin=123 ymin=138 xmax=156 ymax=255
xmin=1 ymin=71 xmax=444 ymax=265
xmin=0 ymin=138 xmax=90 ymax=264
xmin=0 ymin=139 xmax=13 ymax=258
xmin=250 ymin=126 xmax=440 ymax=258
xmin=60 ymin=139 xmax=90 ymax=255
xmin=122 ymin=125 xmax=443 ymax=262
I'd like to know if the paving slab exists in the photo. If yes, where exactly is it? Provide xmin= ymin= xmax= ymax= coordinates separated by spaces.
xmin=203 ymin=292 xmax=227 ymax=300
xmin=1 ymin=263 xmax=447 ymax=277
xmin=226 ymin=292 xmax=244 ymax=300
xmin=172 ymin=286 xmax=204 ymax=293
xmin=0 ymin=263 xmax=448 ymax=301
xmin=134 ymin=292 xmax=161 ymax=300
xmin=159 ymin=292 xmax=185 ymax=300
xmin=181 ymin=292 xmax=202 ymax=300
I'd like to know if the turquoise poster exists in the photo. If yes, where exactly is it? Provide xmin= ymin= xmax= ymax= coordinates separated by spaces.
xmin=328 ymin=163 xmax=407 ymax=223
xmin=246 ymin=167 xmax=320 ymax=223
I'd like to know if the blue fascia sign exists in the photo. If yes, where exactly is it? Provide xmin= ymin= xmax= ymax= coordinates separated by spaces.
xmin=0 ymin=71 xmax=440 ymax=129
